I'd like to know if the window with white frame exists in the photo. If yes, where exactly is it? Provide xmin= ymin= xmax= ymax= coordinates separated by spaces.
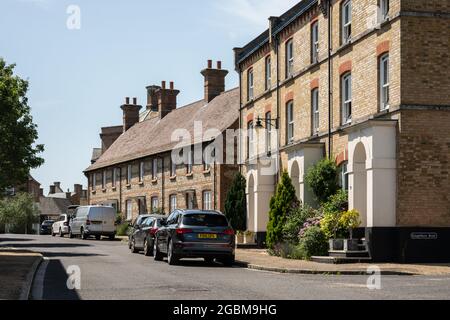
xmin=311 ymin=21 xmax=319 ymax=63
xmin=127 ymin=165 xmax=132 ymax=184
xmin=139 ymin=161 xmax=144 ymax=182
xmin=341 ymin=0 xmax=352 ymax=44
xmin=247 ymin=68 xmax=254 ymax=101
xmin=92 ymin=173 xmax=96 ymax=190
xmin=126 ymin=200 xmax=132 ymax=221
xmin=265 ymin=56 xmax=271 ymax=91
xmin=287 ymin=101 xmax=294 ymax=143
xmin=380 ymin=0 xmax=389 ymax=21
xmin=265 ymin=111 xmax=272 ymax=153
xmin=169 ymin=195 xmax=177 ymax=213
xmin=170 ymin=157 xmax=177 ymax=177
xmin=312 ymin=88 xmax=320 ymax=134
xmin=203 ymin=146 xmax=213 ymax=171
xmin=341 ymin=73 xmax=352 ymax=124
xmin=102 ymin=171 xmax=106 ymax=189
xmin=379 ymin=53 xmax=390 ymax=110
xmin=112 ymin=168 xmax=117 ymax=187
xmin=203 ymin=191 xmax=212 ymax=210
xmin=338 ymin=161 xmax=349 ymax=192
xmin=151 ymin=197 xmax=159 ymax=213
xmin=152 ymin=158 xmax=158 ymax=180
xmin=286 ymin=39 xmax=294 ymax=78
xmin=247 ymin=121 xmax=254 ymax=158
xmin=186 ymin=149 xmax=193 ymax=174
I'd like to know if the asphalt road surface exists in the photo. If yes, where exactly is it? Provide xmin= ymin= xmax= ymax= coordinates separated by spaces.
xmin=1 ymin=234 xmax=450 ymax=300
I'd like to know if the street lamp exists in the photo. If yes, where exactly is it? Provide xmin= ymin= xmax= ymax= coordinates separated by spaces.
xmin=254 ymin=116 xmax=277 ymax=130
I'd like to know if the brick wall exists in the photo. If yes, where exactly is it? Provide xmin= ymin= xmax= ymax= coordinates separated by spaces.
xmin=397 ymin=109 xmax=450 ymax=226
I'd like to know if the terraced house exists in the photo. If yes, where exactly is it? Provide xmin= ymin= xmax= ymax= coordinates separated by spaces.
xmin=234 ymin=0 xmax=450 ymax=261
xmin=84 ymin=61 xmax=239 ymax=221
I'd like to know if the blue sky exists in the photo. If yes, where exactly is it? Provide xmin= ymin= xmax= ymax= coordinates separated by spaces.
xmin=0 ymin=0 xmax=298 ymax=193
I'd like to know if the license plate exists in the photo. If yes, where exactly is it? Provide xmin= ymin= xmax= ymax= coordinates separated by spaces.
xmin=198 ymin=234 xmax=217 ymax=239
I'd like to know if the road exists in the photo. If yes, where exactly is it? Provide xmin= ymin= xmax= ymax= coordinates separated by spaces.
xmin=1 ymin=234 xmax=450 ymax=300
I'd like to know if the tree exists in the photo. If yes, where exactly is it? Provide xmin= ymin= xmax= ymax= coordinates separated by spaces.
xmin=0 ymin=193 xmax=40 ymax=234
xmin=224 ymin=172 xmax=247 ymax=232
xmin=304 ymin=158 xmax=339 ymax=204
xmin=0 ymin=58 xmax=44 ymax=192
xmin=266 ymin=171 xmax=300 ymax=249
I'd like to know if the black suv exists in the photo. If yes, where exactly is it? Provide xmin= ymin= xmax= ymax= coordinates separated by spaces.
xmin=153 ymin=210 xmax=235 ymax=266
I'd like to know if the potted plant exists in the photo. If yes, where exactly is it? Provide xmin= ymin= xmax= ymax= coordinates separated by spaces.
xmin=339 ymin=209 xmax=361 ymax=251
xmin=235 ymin=230 xmax=244 ymax=244
xmin=244 ymin=230 xmax=255 ymax=244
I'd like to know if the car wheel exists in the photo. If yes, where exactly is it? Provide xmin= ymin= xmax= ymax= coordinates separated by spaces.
xmin=221 ymin=255 xmax=235 ymax=267
xmin=59 ymin=228 xmax=63 ymax=238
xmin=153 ymin=238 xmax=164 ymax=261
xmin=204 ymin=257 xmax=215 ymax=264
xmin=109 ymin=234 xmax=115 ymax=241
xmin=95 ymin=235 xmax=101 ymax=241
xmin=81 ymin=228 xmax=87 ymax=240
xmin=167 ymin=239 xmax=179 ymax=266
xmin=69 ymin=228 xmax=74 ymax=239
xmin=51 ymin=229 xmax=55 ymax=237
xmin=144 ymin=238 xmax=153 ymax=257
xmin=130 ymin=238 xmax=138 ymax=253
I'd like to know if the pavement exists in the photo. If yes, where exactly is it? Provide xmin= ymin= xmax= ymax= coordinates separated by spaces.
xmin=1 ymin=234 xmax=450 ymax=300
xmin=235 ymin=249 xmax=450 ymax=276
xmin=0 ymin=248 xmax=43 ymax=300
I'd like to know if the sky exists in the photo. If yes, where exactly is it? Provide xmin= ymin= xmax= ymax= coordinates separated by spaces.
xmin=0 ymin=0 xmax=299 ymax=194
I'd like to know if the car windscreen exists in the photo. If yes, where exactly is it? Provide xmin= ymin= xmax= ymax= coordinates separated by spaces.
xmin=43 ymin=221 xmax=54 ymax=225
xmin=182 ymin=214 xmax=228 ymax=227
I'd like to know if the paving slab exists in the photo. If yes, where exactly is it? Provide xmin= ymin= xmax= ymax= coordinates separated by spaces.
xmin=235 ymin=249 xmax=450 ymax=276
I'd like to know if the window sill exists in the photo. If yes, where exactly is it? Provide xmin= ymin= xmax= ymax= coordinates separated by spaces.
xmin=169 ymin=176 xmax=176 ymax=181
xmin=112 ymin=187 xmax=117 ymax=191
xmin=102 ymin=188 xmax=107 ymax=193
xmin=126 ymin=184 xmax=131 ymax=188
xmin=203 ymin=169 xmax=211 ymax=174
xmin=186 ymin=173 xmax=193 ymax=178
xmin=92 ymin=190 xmax=96 ymax=195
xmin=138 ymin=181 xmax=144 ymax=186
xmin=152 ymin=179 xmax=158 ymax=184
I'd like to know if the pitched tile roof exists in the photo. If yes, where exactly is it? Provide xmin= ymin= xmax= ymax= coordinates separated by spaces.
xmin=37 ymin=197 xmax=72 ymax=217
xmin=85 ymin=87 xmax=239 ymax=172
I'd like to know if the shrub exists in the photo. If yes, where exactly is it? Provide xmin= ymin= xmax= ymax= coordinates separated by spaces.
xmin=224 ymin=172 xmax=247 ymax=232
xmin=0 ymin=193 xmax=40 ymax=234
xmin=270 ymin=242 xmax=306 ymax=260
xmin=320 ymin=211 xmax=344 ymax=239
xmin=116 ymin=223 xmax=130 ymax=237
xmin=339 ymin=209 xmax=361 ymax=239
xmin=305 ymin=159 xmax=339 ymax=204
xmin=266 ymin=171 xmax=300 ymax=249
xmin=282 ymin=205 xmax=318 ymax=245
xmin=299 ymin=215 xmax=323 ymax=238
xmin=322 ymin=190 xmax=348 ymax=214
xmin=299 ymin=226 xmax=329 ymax=259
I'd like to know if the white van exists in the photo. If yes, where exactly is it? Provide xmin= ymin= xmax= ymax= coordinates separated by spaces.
xmin=69 ymin=206 xmax=116 ymax=240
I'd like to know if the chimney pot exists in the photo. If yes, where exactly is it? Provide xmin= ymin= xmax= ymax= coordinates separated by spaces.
xmin=133 ymin=97 xmax=137 ymax=105
xmin=217 ymin=61 xmax=222 ymax=70
xmin=170 ymin=81 xmax=174 ymax=90
xmin=161 ymin=81 xmax=166 ymax=89
xmin=126 ymin=97 xmax=130 ymax=104
xmin=208 ymin=60 xmax=212 ymax=69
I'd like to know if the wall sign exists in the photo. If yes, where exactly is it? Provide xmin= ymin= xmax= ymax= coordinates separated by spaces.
xmin=411 ymin=232 xmax=438 ymax=240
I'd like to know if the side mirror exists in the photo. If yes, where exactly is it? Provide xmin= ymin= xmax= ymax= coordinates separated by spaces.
xmin=160 ymin=219 xmax=167 ymax=226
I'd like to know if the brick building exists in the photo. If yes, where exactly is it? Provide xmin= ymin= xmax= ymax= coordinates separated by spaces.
xmin=234 ymin=0 xmax=450 ymax=261
xmin=84 ymin=61 xmax=239 ymax=222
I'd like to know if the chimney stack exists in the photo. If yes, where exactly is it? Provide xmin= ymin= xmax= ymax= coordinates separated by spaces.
xmin=201 ymin=60 xmax=229 ymax=103
xmin=49 ymin=185 xmax=55 ymax=195
xmin=66 ymin=191 xmax=71 ymax=200
xmin=146 ymin=85 xmax=161 ymax=111
xmin=74 ymin=184 xmax=82 ymax=195
xmin=121 ymin=96 xmax=142 ymax=132
xmin=54 ymin=182 xmax=61 ymax=192
xmin=155 ymin=81 xmax=180 ymax=119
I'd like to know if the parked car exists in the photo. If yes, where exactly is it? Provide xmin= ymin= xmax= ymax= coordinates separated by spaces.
xmin=69 ymin=206 xmax=116 ymax=240
xmin=51 ymin=214 xmax=70 ymax=237
xmin=40 ymin=220 xmax=55 ymax=235
xmin=153 ymin=210 xmax=235 ymax=266
xmin=129 ymin=215 xmax=165 ymax=256
xmin=127 ymin=214 xmax=152 ymax=248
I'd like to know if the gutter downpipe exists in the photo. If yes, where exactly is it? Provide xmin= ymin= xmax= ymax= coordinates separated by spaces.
xmin=275 ymin=34 xmax=281 ymax=185
xmin=238 ymin=68 xmax=243 ymax=174
xmin=327 ymin=0 xmax=332 ymax=159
